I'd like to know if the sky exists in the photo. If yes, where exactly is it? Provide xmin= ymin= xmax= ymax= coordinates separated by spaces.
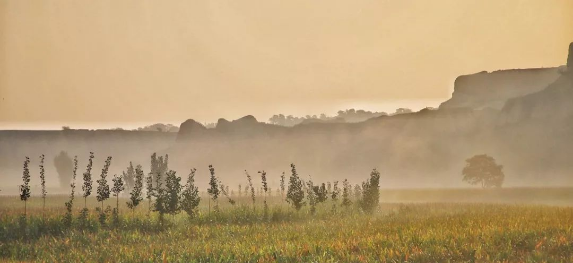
xmin=1 ymin=0 xmax=572 ymax=130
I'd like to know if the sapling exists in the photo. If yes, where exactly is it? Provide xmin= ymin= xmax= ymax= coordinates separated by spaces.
xmin=207 ymin=165 xmax=220 ymax=214
xmin=20 ymin=156 xmax=31 ymax=217
xmin=153 ymin=168 xmax=167 ymax=223
xmin=164 ymin=170 xmax=182 ymax=216
xmin=314 ymin=183 xmax=328 ymax=203
xmin=331 ymin=181 xmax=340 ymax=213
xmin=111 ymin=174 xmax=124 ymax=224
xmin=280 ymin=172 xmax=286 ymax=202
xmin=259 ymin=170 xmax=269 ymax=217
xmin=245 ymin=170 xmax=256 ymax=212
xmin=220 ymin=183 xmax=236 ymax=205
xmin=39 ymin=154 xmax=47 ymax=218
xmin=181 ymin=168 xmax=201 ymax=219
xmin=63 ymin=156 xmax=78 ymax=226
xmin=306 ymin=176 xmax=317 ymax=215
xmin=127 ymin=165 xmax=144 ymax=214
xmin=353 ymin=184 xmax=362 ymax=201
xmin=360 ymin=169 xmax=381 ymax=214
xmin=145 ymin=171 xmax=154 ymax=215
xmin=341 ymin=179 xmax=352 ymax=208
xmin=122 ymin=162 xmax=135 ymax=194
xmin=286 ymin=164 xmax=305 ymax=211
xmin=82 ymin=152 xmax=95 ymax=209
xmin=238 ymin=184 xmax=242 ymax=198
xmin=96 ymin=156 xmax=112 ymax=212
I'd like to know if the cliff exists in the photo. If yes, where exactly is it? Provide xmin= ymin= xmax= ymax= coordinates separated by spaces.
xmin=439 ymin=68 xmax=560 ymax=110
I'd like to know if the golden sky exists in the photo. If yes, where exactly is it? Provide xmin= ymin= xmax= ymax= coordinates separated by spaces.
xmin=1 ymin=0 xmax=572 ymax=129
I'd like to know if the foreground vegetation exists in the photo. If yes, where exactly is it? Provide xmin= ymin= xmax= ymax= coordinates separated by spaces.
xmin=4 ymin=153 xmax=573 ymax=262
xmin=1 ymin=199 xmax=573 ymax=262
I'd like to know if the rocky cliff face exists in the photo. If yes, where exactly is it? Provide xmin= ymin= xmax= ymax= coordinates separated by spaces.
xmin=439 ymin=68 xmax=560 ymax=110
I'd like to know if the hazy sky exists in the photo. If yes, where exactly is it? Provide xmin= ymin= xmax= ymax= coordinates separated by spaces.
xmin=1 ymin=0 xmax=572 ymax=129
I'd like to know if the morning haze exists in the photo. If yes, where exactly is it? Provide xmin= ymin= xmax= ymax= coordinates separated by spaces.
xmin=1 ymin=0 xmax=572 ymax=128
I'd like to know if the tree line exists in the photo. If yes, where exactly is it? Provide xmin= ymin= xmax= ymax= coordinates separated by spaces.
xmin=19 ymin=152 xmax=382 ymax=227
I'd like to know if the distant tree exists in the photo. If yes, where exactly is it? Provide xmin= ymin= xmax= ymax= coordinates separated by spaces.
xmin=54 ymin=151 xmax=74 ymax=188
xmin=462 ymin=154 xmax=505 ymax=188
xmin=286 ymin=164 xmax=305 ymax=211
xmin=122 ymin=162 xmax=136 ymax=194
xmin=20 ymin=157 xmax=31 ymax=217
xmin=127 ymin=165 xmax=144 ymax=213
xmin=181 ymin=168 xmax=201 ymax=218
xmin=394 ymin=108 xmax=412 ymax=115
xmin=359 ymin=169 xmax=381 ymax=214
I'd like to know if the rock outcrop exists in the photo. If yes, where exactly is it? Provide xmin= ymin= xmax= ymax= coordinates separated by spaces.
xmin=440 ymin=68 xmax=560 ymax=110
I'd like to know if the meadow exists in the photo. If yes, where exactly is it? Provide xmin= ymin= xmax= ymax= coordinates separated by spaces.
xmin=2 ymin=191 xmax=573 ymax=262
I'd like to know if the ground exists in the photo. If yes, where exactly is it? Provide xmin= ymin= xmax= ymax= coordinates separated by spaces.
xmin=1 ymin=188 xmax=573 ymax=262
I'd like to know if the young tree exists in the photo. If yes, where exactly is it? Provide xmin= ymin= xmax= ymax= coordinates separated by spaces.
xmin=245 ymin=170 xmax=256 ymax=212
xmin=122 ymin=162 xmax=136 ymax=194
xmin=280 ymin=172 xmax=286 ymax=201
xmin=54 ymin=151 xmax=74 ymax=188
xmin=63 ymin=156 xmax=78 ymax=226
xmin=164 ymin=170 xmax=182 ymax=216
xmin=238 ymin=184 xmax=242 ymax=198
xmin=313 ymin=183 xmax=328 ymax=203
xmin=341 ymin=179 xmax=352 ymax=208
xmin=259 ymin=170 xmax=269 ymax=217
xmin=153 ymin=168 xmax=167 ymax=223
xmin=207 ymin=165 xmax=220 ymax=214
xmin=111 ymin=174 xmax=125 ymax=221
xmin=20 ymin=157 xmax=31 ymax=217
xmin=82 ymin=152 xmax=95 ymax=209
xmin=306 ymin=176 xmax=317 ymax=215
xmin=331 ymin=181 xmax=340 ymax=213
xmin=96 ymin=156 xmax=112 ymax=212
xmin=146 ymin=170 xmax=154 ymax=215
xmin=353 ymin=184 xmax=362 ymax=201
xmin=286 ymin=164 xmax=305 ymax=211
xmin=39 ymin=154 xmax=47 ymax=218
xmin=127 ymin=165 xmax=144 ymax=213
xmin=462 ymin=154 xmax=505 ymax=188
xmin=220 ymin=183 xmax=236 ymax=205
xmin=181 ymin=168 xmax=201 ymax=219
xmin=360 ymin=169 xmax=381 ymax=214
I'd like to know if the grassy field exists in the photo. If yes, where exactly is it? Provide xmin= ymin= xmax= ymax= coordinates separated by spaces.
xmin=2 ymin=190 xmax=573 ymax=262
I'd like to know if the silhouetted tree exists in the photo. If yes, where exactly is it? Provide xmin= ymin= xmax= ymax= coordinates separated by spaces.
xmin=360 ymin=169 xmax=381 ymax=214
xmin=181 ymin=168 xmax=201 ymax=218
xmin=286 ymin=164 xmax=305 ymax=211
xmin=462 ymin=154 xmax=505 ymax=188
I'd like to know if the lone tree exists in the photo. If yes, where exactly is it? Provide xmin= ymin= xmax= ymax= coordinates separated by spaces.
xmin=54 ymin=151 xmax=74 ymax=188
xmin=462 ymin=154 xmax=505 ymax=188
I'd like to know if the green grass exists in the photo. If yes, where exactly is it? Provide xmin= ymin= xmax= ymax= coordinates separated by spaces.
xmin=2 ymin=193 xmax=573 ymax=262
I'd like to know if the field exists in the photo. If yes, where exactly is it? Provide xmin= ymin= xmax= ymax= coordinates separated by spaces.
xmin=2 ymin=189 xmax=573 ymax=262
